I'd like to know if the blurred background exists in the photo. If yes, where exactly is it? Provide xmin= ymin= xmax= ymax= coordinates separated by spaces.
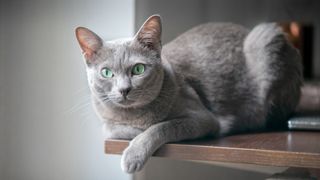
xmin=0 ymin=0 xmax=319 ymax=180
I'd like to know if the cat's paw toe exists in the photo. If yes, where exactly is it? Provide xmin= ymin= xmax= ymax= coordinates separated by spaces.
xmin=121 ymin=148 xmax=146 ymax=173
xmin=121 ymin=160 xmax=142 ymax=174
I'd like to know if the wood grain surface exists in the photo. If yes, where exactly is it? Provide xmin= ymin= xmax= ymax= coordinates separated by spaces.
xmin=105 ymin=131 xmax=320 ymax=169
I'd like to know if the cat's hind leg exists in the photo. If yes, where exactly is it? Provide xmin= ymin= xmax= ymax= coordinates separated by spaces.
xmin=243 ymin=23 xmax=302 ymax=127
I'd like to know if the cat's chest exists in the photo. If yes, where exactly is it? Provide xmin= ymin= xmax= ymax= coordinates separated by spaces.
xmin=95 ymin=103 xmax=167 ymax=129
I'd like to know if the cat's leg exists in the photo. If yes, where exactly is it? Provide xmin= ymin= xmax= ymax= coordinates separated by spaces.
xmin=103 ymin=122 xmax=143 ymax=140
xmin=121 ymin=112 xmax=220 ymax=173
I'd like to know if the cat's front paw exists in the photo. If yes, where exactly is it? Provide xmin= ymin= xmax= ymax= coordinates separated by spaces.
xmin=121 ymin=145 xmax=148 ymax=173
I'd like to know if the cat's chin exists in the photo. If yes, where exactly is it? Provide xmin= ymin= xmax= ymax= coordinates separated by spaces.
xmin=112 ymin=99 xmax=150 ymax=109
xmin=112 ymin=99 xmax=139 ymax=108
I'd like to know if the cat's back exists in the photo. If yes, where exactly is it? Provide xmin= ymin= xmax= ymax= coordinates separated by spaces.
xmin=162 ymin=23 xmax=249 ymax=91
xmin=162 ymin=23 xmax=251 ymax=114
xmin=162 ymin=23 xmax=249 ymax=70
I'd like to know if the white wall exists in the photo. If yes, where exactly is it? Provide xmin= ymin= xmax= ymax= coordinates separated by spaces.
xmin=0 ymin=0 xmax=6 ymax=177
xmin=1 ymin=0 xmax=134 ymax=179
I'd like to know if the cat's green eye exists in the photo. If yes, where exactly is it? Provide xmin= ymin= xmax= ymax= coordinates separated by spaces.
xmin=101 ymin=68 xmax=113 ymax=78
xmin=132 ymin=64 xmax=145 ymax=75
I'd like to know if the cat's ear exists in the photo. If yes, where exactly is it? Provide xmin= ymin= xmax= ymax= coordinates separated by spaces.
xmin=75 ymin=27 xmax=103 ymax=65
xmin=134 ymin=15 xmax=162 ymax=51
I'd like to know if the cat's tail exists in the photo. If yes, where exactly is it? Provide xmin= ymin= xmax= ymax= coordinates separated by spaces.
xmin=243 ymin=23 xmax=302 ymax=128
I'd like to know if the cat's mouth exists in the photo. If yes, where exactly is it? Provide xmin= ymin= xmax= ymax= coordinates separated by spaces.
xmin=113 ymin=97 xmax=135 ymax=107
xmin=109 ymin=93 xmax=148 ymax=108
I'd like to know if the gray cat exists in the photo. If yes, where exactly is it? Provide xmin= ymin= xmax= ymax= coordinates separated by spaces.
xmin=75 ymin=15 xmax=302 ymax=173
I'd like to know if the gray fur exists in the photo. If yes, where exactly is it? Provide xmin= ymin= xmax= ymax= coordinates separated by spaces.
xmin=75 ymin=15 xmax=302 ymax=173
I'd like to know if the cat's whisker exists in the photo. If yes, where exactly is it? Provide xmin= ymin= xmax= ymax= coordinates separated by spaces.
xmin=64 ymin=95 xmax=92 ymax=114
xmin=66 ymin=102 xmax=92 ymax=114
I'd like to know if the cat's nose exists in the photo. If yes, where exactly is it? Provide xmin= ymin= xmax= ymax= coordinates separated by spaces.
xmin=119 ymin=87 xmax=131 ymax=97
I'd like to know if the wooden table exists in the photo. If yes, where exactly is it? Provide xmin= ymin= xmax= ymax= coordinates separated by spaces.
xmin=105 ymin=131 xmax=320 ymax=169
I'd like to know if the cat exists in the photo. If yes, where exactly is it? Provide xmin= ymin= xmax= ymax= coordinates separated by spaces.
xmin=75 ymin=15 xmax=302 ymax=173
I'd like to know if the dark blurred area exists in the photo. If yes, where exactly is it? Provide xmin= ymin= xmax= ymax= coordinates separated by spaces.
xmin=136 ymin=0 xmax=320 ymax=79
xmin=280 ymin=22 xmax=314 ymax=79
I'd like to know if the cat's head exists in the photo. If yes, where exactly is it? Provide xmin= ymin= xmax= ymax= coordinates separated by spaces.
xmin=75 ymin=15 xmax=164 ymax=108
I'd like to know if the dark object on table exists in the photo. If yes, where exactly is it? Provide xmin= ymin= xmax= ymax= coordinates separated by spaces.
xmin=288 ymin=116 xmax=320 ymax=130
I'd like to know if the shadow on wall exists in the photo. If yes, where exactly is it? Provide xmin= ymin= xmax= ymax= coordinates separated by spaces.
xmin=134 ymin=158 xmax=286 ymax=180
